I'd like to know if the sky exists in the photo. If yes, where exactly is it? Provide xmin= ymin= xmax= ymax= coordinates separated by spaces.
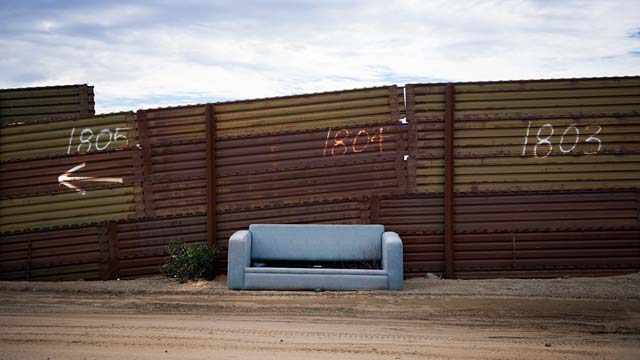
xmin=1 ymin=0 xmax=639 ymax=113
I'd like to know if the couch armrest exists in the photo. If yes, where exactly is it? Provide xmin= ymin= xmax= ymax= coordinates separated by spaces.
xmin=382 ymin=231 xmax=403 ymax=290
xmin=227 ymin=230 xmax=252 ymax=290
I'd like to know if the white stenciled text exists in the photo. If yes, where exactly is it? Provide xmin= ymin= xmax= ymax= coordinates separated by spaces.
xmin=521 ymin=122 xmax=603 ymax=158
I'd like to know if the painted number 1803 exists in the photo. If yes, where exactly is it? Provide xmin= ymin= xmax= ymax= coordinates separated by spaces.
xmin=521 ymin=121 xmax=603 ymax=159
xmin=322 ymin=127 xmax=384 ymax=157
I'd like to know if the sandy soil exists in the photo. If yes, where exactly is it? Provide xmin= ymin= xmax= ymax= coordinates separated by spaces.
xmin=1 ymin=273 xmax=639 ymax=359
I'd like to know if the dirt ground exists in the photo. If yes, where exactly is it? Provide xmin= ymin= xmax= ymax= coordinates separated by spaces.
xmin=1 ymin=273 xmax=639 ymax=359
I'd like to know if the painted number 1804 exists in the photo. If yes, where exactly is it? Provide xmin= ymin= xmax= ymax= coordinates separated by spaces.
xmin=322 ymin=127 xmax=384 ymax=157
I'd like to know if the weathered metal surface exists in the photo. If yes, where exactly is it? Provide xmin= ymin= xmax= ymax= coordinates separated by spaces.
xmin=0 ymin=148 xmax=140 ymax=233
xmin=375 ymin=195 xmax=445 ymax=277
xmin=137 ymin=106 xmax=208 ymax=218
xmin=148 ymin=142 xmax=207 ymax=216
xmin=454 ymin=191 xmax=639 ymax=233
xmin=412 ymin=77 xmax=640 ymax=118
xmin=0 ymin=150 xmax=137 ymax=198
xmin=0 ymin=186 xmax=137 ymax=233
xmin=374 ymin=190 xmax=640 ymax=278
xmin=0 ymin=226 xmax=101 ymax=281
xmin=0 ymin=84 xmax=94 ymax=126
xmin=214 ymin=86 xmax=404 ymax=138
xmin=443 ymin=83 xmax=456 ymax=278
xmin=1 ymin=79 xmax=639 ymax=282
xmin=0 ymin=112 xmax=135 ymax=162
xmin=143 ymin=105 xmax=207 ymax=145
xmin=114 ymin=214 xmax=208 ymax=278
xmin=206 ymin=104 xmax=216 ymax=245
xmin=408 ymin=77 xmax=640 ymax=193
xmin=216 ymin=122 xmax=406 ymax=211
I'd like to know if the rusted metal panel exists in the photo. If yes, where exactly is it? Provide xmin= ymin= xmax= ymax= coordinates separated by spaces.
xmin=450 ymin=114 xmax=640 ymax=192
xmin=376 ymin=195 xmax=445 ymax=277
xmin=206 ymin=104 xmax=216 ymax=245
xmin=3 ymin=78 xmax=638 ymax=282
xmin=216 ymin=122 xmax=406 ymax=211
xmin=214 ymin=86 xmax=404 ymax=138
xmin=114 ymin=214 xmax=207 ymax=278
xmin=0 ymin=84 xmax=95 ymax=126
xmin=144 ymin=105 xmax=207 ymax=145
xmin=137 ymin=106 xmax=209 ymax=218
xmin=0 ymin=149 xmax=137 ymax=198
xmin=148 ymin=142 xmax=207 ymax=216
xmin=453 ymin=190 xmax=640 ymax=273
xmin=405 ymin=85 xmax=418 ymax=192
xmin=443 ymin=83 xmax=456 ymax=278
xmin=0 ymin=186 xmax=137 ymax=233
xmin=374 ymin=190 xmax=639 ymax=278
xmin=0 ymin=112 xmax=136 ymax=162
xmin=409 ymin=77 xmax=640 ymax=193
xmin=0 ymin=226 xmax=101 ymax=281
xmin=455 ymin=191 xmax=638 ymax=233
xmin=413 ymin=76 xmax=640 ymax=118
xmin=0 ymin=148 xmax=140 ymax=233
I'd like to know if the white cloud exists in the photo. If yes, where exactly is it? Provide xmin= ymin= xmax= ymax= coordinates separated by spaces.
xmin=0 ymin=0 xmax=638 ymax=113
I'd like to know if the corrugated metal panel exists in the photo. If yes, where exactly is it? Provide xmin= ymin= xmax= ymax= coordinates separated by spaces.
xmin=143 ymin=105 xmax=206 ymax=145
xmin=137 ymin=106 xmax=208 ymax=218
xmin=0 ymin=148 xmax=140 ymax=233
xmin=412 ymin=77 xmax=640 ymax=118
xmin=408 ymin=77 xmax=640 ymax=193
xmin=453 ymin=190 xmax=640 ymax=273
xmin=0 ymin=150 xmax=137 ymax=198
xmin=0 ymin=84 xmax=94 ymax=126
xmin=114 ymin=214 xmax=207 ymax=278
xmin=454 ymin=230 xmax=640 ymax=273
xmin=2 ymin=78 xmax=637 ymax=282
xmin=376 ymin=196 xmax=445 ymax=277
xmin=455 ymin=191 xmax=638 ymax=233
xmin=214 ymin=86 xmax=404 ymax=138
xmin=216 ymin=122 xmax=406 ymax=211
xmin=0 ymin=112 xmax=136 ymax=162
xmin=149 ymin=142 xmax=207 ymax=216
xmin=0 ymin=226 xmax=101 ymax=281
xmin=0 ymin=186 xmax=137 ymax=233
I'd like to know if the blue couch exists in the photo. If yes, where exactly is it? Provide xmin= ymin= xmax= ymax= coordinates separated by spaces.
xmin=227 ymin=224 xmax=403 ymax=291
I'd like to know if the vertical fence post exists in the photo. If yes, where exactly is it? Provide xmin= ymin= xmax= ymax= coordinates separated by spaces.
xmin=137 ymin=110 xmax=154 ymax=218
xmin=390 ymin=86 xmax=406 ymax=193
xmin=205 ymin=104 xmax=216 ymax=246
xmin=131 ymin=112 xmax=145 ymax=219
xmin=405 ymin=85 xmax=417 ymax=193
xmin=444 ymin=83 xmax=456 ymax=279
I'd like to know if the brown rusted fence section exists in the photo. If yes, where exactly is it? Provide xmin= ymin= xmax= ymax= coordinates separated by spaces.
xmin=1 ymin=78 xmax=639 ymax=281
xmin=0 ymin=84 xmax=94 ymax=126
xmin=405 ymin=77 xmax=640 ymax=278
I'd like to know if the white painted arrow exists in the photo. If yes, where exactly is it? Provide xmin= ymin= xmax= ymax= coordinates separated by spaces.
xmin=58 ymin=162 xmax=123 ymax=194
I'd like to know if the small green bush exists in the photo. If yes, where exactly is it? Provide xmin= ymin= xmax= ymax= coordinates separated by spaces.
xmin=164 ymin=241 xmax=219 ymax=282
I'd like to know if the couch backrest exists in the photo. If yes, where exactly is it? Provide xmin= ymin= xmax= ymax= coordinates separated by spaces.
xmin=249 ymin=224 xmax=384 ymax=261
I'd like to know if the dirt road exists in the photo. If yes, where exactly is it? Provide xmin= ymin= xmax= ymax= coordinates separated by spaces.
xmin=1 ymin=274 xmax=639 ymax=359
